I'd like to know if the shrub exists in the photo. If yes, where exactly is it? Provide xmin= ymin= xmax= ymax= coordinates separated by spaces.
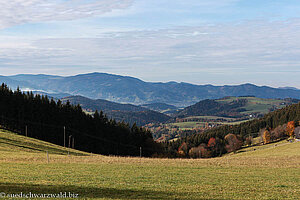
xmin=188 ymin=144 xmax=212 ymax=158
xmin=271 ymin=124 xmax=287 ymax=140
xmin=224 ymin=134 xmax=243 ymax=153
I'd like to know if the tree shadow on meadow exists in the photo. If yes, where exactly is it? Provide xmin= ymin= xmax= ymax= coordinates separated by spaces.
xmin=0 ymin=182 xmax=180 ymax=199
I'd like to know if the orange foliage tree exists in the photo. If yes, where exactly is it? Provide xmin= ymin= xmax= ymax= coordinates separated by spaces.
xmin=178 ymin=142 xmax=188 ymax=156
xmin=263 ymin=129 xmax=271 ymax=144
xmin=286 ymin=121 xmax=295 ymax=138
xmin=207 ymin=138 xmax=216 ymax=148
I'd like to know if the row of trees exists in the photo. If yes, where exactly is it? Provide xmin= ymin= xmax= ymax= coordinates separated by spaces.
xmin=0 ymin=84 xmax=160 ymax=157
xmin=262 ymin=121 xmax=296 ymax=144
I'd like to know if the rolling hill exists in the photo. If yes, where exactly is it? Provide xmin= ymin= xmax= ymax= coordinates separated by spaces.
xmin=175 ymin=96 xmax=300 ymax=119
xmin=61 ymin=96 xmax=171 ymax=126
xmin=1 ymin=72 xmax=300 ymax=107
xmin=0 ymin=129 xmax=87 ymax=156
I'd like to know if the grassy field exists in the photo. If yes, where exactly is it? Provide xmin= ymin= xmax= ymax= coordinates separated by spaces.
xmin=0 ymin=129 xmax=299 ymax=200
xmin=183 ymin=116 xmax=235 ymax=120
xmin=169 ymin=119 xmax=250 ymax=130
xmin=217 ymin=96 xmax=288 ymax=115
xmin=169 ymin=121 xmax=205 ymax=130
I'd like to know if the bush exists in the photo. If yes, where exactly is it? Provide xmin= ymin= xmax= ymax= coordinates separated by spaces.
xmin=271 ymin=124 xmax=287 ymax=140
xmin=188 ymin=144 xmax=212 ymax=158
xmin=224 ymin=134 xmax=243 ymax=153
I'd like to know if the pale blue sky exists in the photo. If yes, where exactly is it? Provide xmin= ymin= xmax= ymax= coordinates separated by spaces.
xmin=0 ymin=0 xmax=300 ymax=87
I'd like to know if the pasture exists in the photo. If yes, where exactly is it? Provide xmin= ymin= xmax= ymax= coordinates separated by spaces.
xmin=0 ymin=129 xmax=299 ymax=199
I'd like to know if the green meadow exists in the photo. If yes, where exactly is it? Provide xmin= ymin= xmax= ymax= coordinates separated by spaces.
xmin=0 ymin=129 xmax=299 ymax=199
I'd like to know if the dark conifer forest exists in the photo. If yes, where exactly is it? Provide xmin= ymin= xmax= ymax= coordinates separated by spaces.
xmin=0 ymin=84 xmax=159 ymax=157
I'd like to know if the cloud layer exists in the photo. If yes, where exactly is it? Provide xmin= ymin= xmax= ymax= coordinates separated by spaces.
xmin=1 ymin=18 xmax=300 ymax=87
xmin=1 ymin=0 xmax=300 ymax=87
xmin=0 ymin=0 xmax=133 ymax=29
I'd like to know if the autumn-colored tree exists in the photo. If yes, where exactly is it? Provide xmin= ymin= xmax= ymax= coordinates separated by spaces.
xmin=271 ymin=124 xmax=287 ymax=140
xmin=178 ymin=142 xmax=188 ymax=157
xmin=188 ymin=144 xmax=212 ymax=158
xmin=207 ymin=137 xmax=216 ymax=148
xmin=224 ymin=134 xmax=243 ymax=153
xmin=263 ymin=129 xmax=271 ymax=144
xmin=286 ymin=121 xmax=295 ymax=138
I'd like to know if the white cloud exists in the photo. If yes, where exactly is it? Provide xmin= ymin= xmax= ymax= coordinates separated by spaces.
xmin=0 ymin=18 xmax=300 ymax=86
xmin=0 ymin=0 xmax=133 ymax=29
xmin=1 ymin=19 xmax=300 ymax=66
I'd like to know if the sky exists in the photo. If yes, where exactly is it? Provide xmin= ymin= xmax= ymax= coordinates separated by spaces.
xmin=0 ymin=0 xmax=300 ymax=87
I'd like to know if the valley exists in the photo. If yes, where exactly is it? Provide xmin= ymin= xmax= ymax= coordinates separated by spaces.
xmin=145 ymin=96 xmax=299 ymax=141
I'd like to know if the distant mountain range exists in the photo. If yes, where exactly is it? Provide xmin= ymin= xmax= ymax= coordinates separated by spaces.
xmin=61 ymin=96 xmax=171 ymax=126
xmin=1 ymin=72 xmax=300 ymax=107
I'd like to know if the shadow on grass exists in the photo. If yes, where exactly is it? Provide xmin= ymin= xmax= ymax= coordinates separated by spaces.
xmin=0 ymin=182 xmax=179 ymax=199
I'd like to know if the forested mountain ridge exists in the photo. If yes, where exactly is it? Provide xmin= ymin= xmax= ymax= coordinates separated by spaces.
xmin=61 ymin=96 xmax=171 ymax=126
xmin=62 ymin=96 xmax=147 ymax=112
xmin=1 ymin=73 xmax=300 ymax=107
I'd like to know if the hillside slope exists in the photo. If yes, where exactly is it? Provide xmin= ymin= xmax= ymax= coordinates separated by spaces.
xmin=176 ymin=96 xmax=299 ymax=118
xmin=2 ymin=73 xmax=300 ymax=106
xmin=61 ymin=96 xmax=171 ymax=125
xmin=0 ymin=129 xmax=87 ymax=156
xmin=0 ymin=131 xmax=299 ymax=200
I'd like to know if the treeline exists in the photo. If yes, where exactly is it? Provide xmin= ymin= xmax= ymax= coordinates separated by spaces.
xmin=0 ymin=84 xmax=160 ymax=156
xmin=165 ymin=101 xmax=300 ymax=157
